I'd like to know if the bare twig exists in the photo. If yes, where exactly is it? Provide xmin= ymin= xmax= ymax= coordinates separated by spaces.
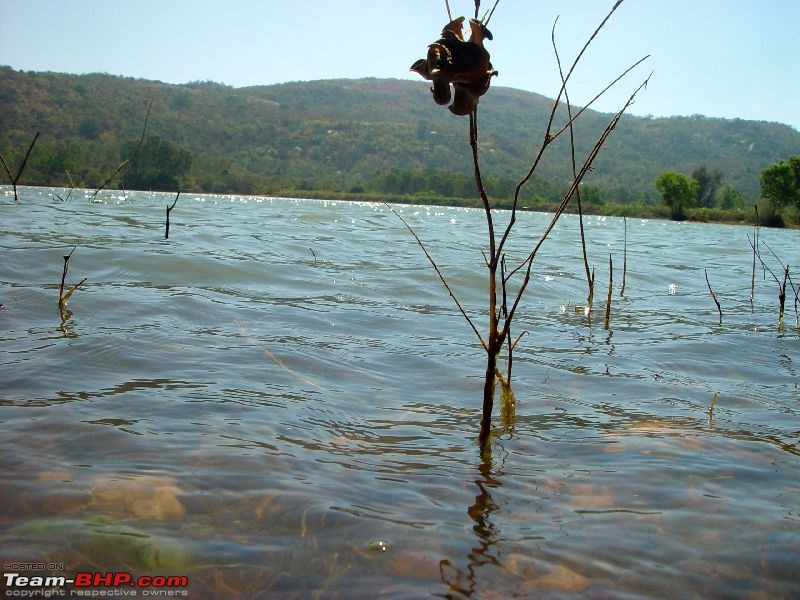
xmin=499 ymin=0 xmax=637 ymax=231
xmin=708 ymin=392 xmax=718 ymax=426
xmin=89 ymin=98 xmax=154 ymax=201
xmin=552 ymin=28 xmax=594 ymax=312
xmin=54 ymin=170 xmax=76 ymax=202
xmin=505 ymin=74 xmax=651 ymax=327
xmin=469 ymin=111 xmax=496 ymax=261
xmin=58 ymin=246 xmax=87 ymax=311
xmin=604 ymin=254 xmax=613 ymax=330
xmin=779 ymin=267 xmax=788 ymax=326
xmin=750 ymin=205 xmax=758 ymax=306
xmin=385 ymin=203 xmax=486 ymax=350
xmin=165 ymin=189 xmax=181 ymax=239
xmin=1 ymin=131 xmax=40 ymax=202
xmin=620 ymin=217 xmax=627 ymax=296
xmin=500 ymin=255 xmax=513 ymax=382
xmin=402 ymin=0 xmax=646 ymax=452
xmin=58 ymin=247 xmax=75 ymax=303
xmin=468 ymin=107 xmax=505 ymax=450
xmin=705 ymin=268 xmax=722 ymax=324
xmin=497 ymin=53 xmax=650 ymax=263
xmin=789 ymin=272 xmax=799 ymax=327
xmin=748 ymin=235 xmax=789 ymax=326
xmin=481 ymin=0 xmax=500 ymax=25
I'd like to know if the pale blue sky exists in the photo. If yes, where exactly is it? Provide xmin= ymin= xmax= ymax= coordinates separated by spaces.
xmin=1 ymin=0 xmax=798 ymax=130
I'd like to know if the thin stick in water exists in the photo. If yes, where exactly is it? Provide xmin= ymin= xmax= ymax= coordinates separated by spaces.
xmin=58 ymin=246 xmax=87 ymax=310
xmin=604 ymin=254 xmax=613 ymax=330
xmin=750 ymin=205 xmax=758 ymax=306
xmin=708 ymin=392 xmax=718 ymax=425
xmin=58 ymin=247 xmax=76 ymax=304
xmin=165 ymin=189 xmax=180 ymax=239
xmin=705 ymin=268 xmax=722 ymax=324
xmin=620 ymin=216 xmax=627 ymax=297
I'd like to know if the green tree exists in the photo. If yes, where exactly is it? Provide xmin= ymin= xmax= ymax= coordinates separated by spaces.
xmin=121 ymin=135 xmax=192 ymax=191
xmin=578 ymin=183 xmax=604 ymax=205
xmin=691 ymin=165 xmax=722 ymax=207
xmin=718 ymin=185 xmax=746 ymax=210
xmin=655 ymin=171 xmax=699 ymax=220
xmin=759 ymin=155 xmax=800 ymax=223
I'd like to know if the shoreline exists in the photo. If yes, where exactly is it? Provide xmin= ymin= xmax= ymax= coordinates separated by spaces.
xmin=3 ymin=184 xmax=795 ymax=229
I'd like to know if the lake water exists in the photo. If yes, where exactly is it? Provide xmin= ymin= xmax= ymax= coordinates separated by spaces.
xmin=1 ymin=186 xmax=798 ymax=599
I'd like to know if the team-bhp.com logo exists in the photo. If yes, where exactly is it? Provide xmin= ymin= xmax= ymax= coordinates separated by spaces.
xmin=4 ymin=571 xmax=189 ymax=596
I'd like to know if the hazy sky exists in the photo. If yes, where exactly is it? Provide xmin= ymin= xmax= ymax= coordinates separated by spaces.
xmin=1 ymin=0 xmax=798 ymax=130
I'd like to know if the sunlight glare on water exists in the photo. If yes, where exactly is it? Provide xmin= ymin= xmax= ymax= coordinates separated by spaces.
xmin=1 ymin=187 xmax=799 ymax=598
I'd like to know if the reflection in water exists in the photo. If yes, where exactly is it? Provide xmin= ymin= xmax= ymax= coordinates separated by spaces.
xmin=58 ymin=306 xmax=76 ymax=338
xmin=440 ymin=455 xmax=503 ymax=598
xmin=499 ymin=384 xmax=516 ymax=432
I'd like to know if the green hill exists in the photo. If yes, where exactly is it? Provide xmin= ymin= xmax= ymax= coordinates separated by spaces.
xmin=2 ymin=67 xmax=798 ymax=208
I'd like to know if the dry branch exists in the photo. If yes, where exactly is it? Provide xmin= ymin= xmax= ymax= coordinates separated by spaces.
xmin=620 ymin=217 xmax=628 ymax=296
xmin=552 ymin=20 xmax=594 ymax=312
xmin=1 ymin=131 xmax=40 ymax=202
xmin=748 ymin=235 xmax=790 ymax=326
xmin=504 ymin=74 xmax=651 ymax=330
xmin=708 ymin=392 xmax=718 ymax=425
xmin=54 ymin=170 xmax=76 ymax=202
xmin=385 ymin=203 xmax=486 ymax=350
xmin=705 ymin=268 xmax=722 ymax=324
xmin=403 ymin=0 xmax=647 ymax=452
xmin=604 ymin=254 xmax=613 ymax=330
xmin=58 ymin=246 xmax=87 ymax=312
xmin=88 ymin=98 xmax=153 ymax=201
xmin=165 ymin=189 xmax=181 ymax=239
xmin=750 ymin=206 xmax=758 ymax=306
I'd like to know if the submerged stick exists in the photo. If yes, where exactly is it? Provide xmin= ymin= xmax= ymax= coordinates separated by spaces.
xmin=750 ymin=206 xmax=758 ymax=306
xmin=620 ymin=217 xmax=627 ymax=297
xmin=58 ymin=246 xmax=87 ymax=310
xmin=604 ymin=254 xmax=613 ymax=330
xmin=748 ymin=236 xmax=789 ymax=328
xmin=708 ymin=391 xmax=718 ymax=426
xmin=58 ymin=247 xmax=74 ymax=304
xmin=165 ymin=189 xmax=180 ymax=239
xmin=779 ymin=267 xmax=788 ymax=327
xmin=788 ymin=271 xmax=799 ymax=327
xmin=54 ymin=170 xmax=76 ymax=202
xmin=705 ymin=268 xmax=722 ymax=324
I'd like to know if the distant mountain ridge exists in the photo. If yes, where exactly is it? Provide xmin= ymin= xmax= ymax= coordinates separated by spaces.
xmin=2 ymin=67 xmax=798 ymax=202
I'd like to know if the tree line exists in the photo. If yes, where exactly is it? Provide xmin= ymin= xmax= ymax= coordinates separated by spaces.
xmin=655 ymin=155 xmax=800 ymax=225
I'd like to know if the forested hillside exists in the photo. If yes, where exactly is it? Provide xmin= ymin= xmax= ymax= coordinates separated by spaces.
xmin=2 ymin=67 xmax=799 ymax=206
